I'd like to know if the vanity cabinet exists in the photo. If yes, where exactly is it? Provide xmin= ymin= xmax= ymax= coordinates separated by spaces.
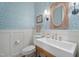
xmin=36 ymin=46 xmax=55 ymax=57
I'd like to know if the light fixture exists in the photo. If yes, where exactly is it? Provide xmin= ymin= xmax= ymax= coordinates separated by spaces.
xmin=44 ymin=9 xmax=50 ymax=21
xmin=72 ymin=2 xmax=79 ymax=15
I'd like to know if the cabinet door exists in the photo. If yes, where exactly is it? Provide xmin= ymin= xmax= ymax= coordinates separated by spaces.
xmin=36 ymin=46 xmax=55 ymax=57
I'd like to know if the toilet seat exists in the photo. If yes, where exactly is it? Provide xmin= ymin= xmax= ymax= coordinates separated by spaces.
xmin=22 ymin=45 xmax=35 ymax=55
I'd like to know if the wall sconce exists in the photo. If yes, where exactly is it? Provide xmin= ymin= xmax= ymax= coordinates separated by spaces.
xmin=72 ymin=2 xmax=79 ymax=15
xmin=44 ymin=9 xmax=50 ymax=21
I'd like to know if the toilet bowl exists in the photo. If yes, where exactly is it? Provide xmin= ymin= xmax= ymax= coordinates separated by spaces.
xmin=22 ymin=45 xmax=36 ymax=57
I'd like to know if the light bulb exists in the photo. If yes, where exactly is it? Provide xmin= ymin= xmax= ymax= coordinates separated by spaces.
xmin=44 ymin=9 xmax=50 ymax=16
xmin=44 ymin=9 xmax=48 ymax=15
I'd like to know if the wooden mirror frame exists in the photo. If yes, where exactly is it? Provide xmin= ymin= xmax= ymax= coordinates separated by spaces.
xmin=50 ymin=2 xmax=69 ymax=29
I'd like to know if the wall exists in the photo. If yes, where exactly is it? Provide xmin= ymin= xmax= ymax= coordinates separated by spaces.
xmin=34 ymin=2 xmax=50 ymax=16
xmin=35 ymin=2 xmax=79 ymax=30
xmin=0 ymin=2 xmax=35 ymax=29
xmin=69 ymin=5 xmax=79 ymax=30
xmin=34 ymin=2 xmax=50 ymax=30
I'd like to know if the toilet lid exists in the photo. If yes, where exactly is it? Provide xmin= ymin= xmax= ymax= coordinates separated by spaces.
xmin=22 ymin=45 xmax=35 ymax=52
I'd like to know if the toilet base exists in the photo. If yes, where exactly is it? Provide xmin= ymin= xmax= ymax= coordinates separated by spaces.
xmin=22 ymin=52 xmax=36 ymax=57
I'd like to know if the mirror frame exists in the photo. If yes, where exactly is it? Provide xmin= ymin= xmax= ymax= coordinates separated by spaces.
xmin=53 ymin=5 xmax=64 ymax=26
xmin=50 ymin=2 xmax=69 ymax=29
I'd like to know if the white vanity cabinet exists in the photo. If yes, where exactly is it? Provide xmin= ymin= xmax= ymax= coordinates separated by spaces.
xmin=34 ymin=37 xmax=77 ymax=57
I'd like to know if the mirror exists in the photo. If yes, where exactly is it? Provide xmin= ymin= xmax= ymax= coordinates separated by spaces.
xmin=53 ymin=6 xmax=64 ymax=26
xmin=50 ymin=2 xmax=69 ymax=29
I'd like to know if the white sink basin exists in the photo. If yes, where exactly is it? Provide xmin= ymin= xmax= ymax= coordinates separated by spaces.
xmin=34 ymin=37 xmax=77 ymax=57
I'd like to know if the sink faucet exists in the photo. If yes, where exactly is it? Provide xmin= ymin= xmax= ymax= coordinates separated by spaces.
xmin=52 ymin=33 xmax=57 ymax=40
xmin=52 ymin=33 xmax=62 ymax=41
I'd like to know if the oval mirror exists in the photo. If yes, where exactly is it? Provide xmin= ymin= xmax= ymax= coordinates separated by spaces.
xmin=53 ymin=5 xmax=64 ymax=26
xmin=50 ymin=2 xmax=69 ymax=29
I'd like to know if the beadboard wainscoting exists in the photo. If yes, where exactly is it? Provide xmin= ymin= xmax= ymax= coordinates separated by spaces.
xmin=0 ymin=29 xmax=33 ymax=57
xmin=0 ymin=30 xmax=79 ymax=57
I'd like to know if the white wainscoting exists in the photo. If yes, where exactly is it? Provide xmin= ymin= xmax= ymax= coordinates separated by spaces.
xmin=0 ymin=30 xmax=79 ymax=57
xmin=0 ymin=29 xmax=33 ymax=57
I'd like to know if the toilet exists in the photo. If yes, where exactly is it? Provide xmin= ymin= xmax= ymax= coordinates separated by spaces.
xmin=22 ymin=45 xmax=36 ymax=57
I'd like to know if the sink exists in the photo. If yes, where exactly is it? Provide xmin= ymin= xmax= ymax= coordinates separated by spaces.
xmin=34 ymin=37 xmax=77 ymax=57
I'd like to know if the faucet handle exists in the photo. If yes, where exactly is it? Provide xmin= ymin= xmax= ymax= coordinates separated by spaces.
xmin=52 ymin=34 xmax=54 ymax=39
xmin=55 ymin=33 xmax=57 ymax=40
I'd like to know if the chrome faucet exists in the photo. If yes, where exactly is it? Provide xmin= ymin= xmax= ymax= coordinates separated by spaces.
xmin=52 ymin=33 xmax=62 ymax=41
xmin=52 ymin=33 xmax=57 ymax=40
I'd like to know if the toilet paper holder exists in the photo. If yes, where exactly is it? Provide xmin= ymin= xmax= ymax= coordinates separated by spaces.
xmin=14 ymin=40 xmax=20 ymax=45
